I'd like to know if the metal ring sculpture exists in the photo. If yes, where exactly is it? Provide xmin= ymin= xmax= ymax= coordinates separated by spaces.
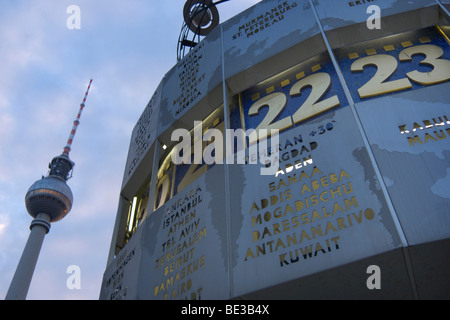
xmin=177 ymin=0 xmax=229 ymax=61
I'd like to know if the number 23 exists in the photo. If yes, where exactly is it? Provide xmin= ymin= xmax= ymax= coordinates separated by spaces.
xmin=351 ymin=44 xmax=450 ymax=98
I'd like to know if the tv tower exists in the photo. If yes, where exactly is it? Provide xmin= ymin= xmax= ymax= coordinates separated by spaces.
xmin=5 ymin=79 xmax=93 ymax=300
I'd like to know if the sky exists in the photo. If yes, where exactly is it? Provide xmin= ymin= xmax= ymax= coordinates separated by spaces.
xmin=0 ymin=0 xmax=261 ymax=300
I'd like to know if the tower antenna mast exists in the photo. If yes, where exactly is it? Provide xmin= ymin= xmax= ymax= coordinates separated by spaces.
xmin=63 ymin=78 xmax=93 ymax=156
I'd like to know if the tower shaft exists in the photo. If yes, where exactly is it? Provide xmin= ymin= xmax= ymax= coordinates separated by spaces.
xmin=5 ymin=213 xmax=51 ymax=300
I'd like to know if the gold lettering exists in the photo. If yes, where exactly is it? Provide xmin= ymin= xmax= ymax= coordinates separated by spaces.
xmin=424 ymin=133 xmax=436 ymax=143
xmin=250 ymin=202 xmax=259 ymax=213
xmin=408 ymin=136 xmax=422 ymax=146
xmin=325 ymin=221 xmax=337 ymax=234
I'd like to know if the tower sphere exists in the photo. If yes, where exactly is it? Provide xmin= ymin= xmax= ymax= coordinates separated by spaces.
xmin=25 ymin=176 xmax=73 ymax=223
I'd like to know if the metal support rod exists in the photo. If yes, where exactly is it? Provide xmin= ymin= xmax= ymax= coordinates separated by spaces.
xmin=307 ymin=0 xmax=418 ymax=298
xmin=5 ymin=213 xmax=51 ymax=300
xmin=220 ymin=23 xmax=234 ymax=299
xmin=436 ymin=0 xmax=450 ymax=22
xmin=148 ymin=140 xmax=162 ymax=214
xmin=307 ymin=0 xmax=409 ymax=247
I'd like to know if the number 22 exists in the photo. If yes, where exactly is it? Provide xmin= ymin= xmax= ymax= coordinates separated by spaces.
xmin=248 ymin=72 xmax=340 ymax=142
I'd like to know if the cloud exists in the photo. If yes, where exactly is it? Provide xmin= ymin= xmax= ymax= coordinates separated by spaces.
xmin=0 ymin=113 xmax=15 ymax=146
xmin=0 ymin=214 xmax=10 ymax=237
